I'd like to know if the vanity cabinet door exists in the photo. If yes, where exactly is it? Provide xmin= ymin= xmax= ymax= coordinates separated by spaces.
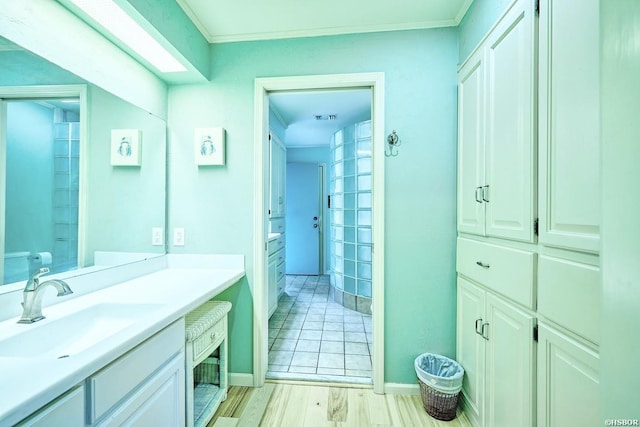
xmin=96 ymin=353 xmax=185 ymax=427
xmin=16 ymin=385 xmax=84 ymax=427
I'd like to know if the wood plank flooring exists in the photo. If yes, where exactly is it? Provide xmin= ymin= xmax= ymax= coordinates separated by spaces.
xmin=208 ymin=383 xmax=471 ymax=427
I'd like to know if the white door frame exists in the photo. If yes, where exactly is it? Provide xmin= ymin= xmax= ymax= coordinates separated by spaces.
xmin=252 ymin=73 xmax=385 ymax=393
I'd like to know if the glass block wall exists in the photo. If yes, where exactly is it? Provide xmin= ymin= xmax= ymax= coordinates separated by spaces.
xmin=52 ymin=113 xmax=80 ymax=274
xmin=329 ymin=120 xmax=372 ymax=312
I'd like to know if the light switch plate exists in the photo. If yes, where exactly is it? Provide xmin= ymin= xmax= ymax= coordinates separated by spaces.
xmin=151 ymin=227 xmax=164 ymax=246
xmin=173 ymin=228 xmax=185 ymax=246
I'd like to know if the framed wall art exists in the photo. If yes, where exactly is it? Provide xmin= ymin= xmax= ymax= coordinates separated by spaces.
xmin=194 ymin=127 xmax=225 ymax=166
xmin=111 ymin=129 xmax=142 ymax=166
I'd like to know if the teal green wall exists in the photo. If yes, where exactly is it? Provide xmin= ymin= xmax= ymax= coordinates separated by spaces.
xmin=167 ymin=28 xmax=459 ymax=383
xmin=84 ymin=86 xmax=167 ymax=264
xmin=457 ymin=0 xmax=515 ymax=62
xmin=5 ymin=102 xmax=55 ymax=256
xmin=0 ymin=50 xmax=84 ymax=86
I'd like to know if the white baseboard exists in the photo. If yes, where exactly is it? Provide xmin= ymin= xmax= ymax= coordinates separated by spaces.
xmin=228 ymin=373 xmax=254 ymax=387
xmin=384 ymin=382 xmax=420 ymax=395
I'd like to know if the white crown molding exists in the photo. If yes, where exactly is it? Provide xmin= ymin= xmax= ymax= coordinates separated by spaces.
xmin=206 ymin=19 xmax=458 ymax=44
xmin=455 ymin=0 xmax=475 ymax=25
xmin=175 ymin=0 xmax=213 ymax=42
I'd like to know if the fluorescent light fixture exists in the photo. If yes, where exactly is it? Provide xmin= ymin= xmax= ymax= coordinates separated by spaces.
xmin=69 ymin=0 xmax=186 ymax=73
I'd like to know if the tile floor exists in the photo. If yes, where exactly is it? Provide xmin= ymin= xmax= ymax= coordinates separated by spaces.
xmin=267 ymin=275 xmax=373 ymax=383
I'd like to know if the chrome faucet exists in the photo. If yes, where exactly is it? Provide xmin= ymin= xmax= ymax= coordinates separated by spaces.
xmin=18 ymin=267 xmax=73 ymax=324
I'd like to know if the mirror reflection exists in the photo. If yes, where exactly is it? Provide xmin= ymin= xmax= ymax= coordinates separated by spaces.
xmin=3 ymin=98 xmax=81 ymax=284
xmin=0 ymin=36 xmax=167 ymax=289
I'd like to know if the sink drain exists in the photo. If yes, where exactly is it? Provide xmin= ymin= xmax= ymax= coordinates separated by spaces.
xmin=57 ymin=354 xmax=70 ymax=359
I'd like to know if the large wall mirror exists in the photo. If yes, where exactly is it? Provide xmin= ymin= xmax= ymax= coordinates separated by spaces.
xmin=0 ymin=36 xmax=167 ymax=291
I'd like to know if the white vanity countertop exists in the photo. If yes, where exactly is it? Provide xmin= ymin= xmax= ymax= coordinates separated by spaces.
xmin=0 ymin=265 xmax=245 ymax=426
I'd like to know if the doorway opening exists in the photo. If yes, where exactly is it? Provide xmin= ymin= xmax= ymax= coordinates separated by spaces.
xmin=252 ymin=73 xmax=385 ymax=393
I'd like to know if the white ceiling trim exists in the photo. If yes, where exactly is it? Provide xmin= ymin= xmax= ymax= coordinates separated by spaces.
xmin=206 ymin=20 xmax=459 ymax=43
xmin=175 ymin=0 xmax=460 ymax=44
xmin=175 ymin=0 xmax=212 ymax=42
xmin=455 ymin=0 xmax=475 ymax=25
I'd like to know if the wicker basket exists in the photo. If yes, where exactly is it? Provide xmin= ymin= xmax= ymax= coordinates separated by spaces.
xmin=418 ymin=377 xmax=461 ymax=421
xmin=194 ymin=357 xmax=220 ymax=386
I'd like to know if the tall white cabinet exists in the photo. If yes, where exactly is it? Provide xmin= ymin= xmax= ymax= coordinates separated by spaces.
xmin=536 ymin=0 xmax=600 ymax=426
xmin=268 ymin=131 xmax=286 ymax=316
xmin=457 ymin=0 xmax=537 ymax=425
xmin=457 ymin=0 xmax=601 ymax=426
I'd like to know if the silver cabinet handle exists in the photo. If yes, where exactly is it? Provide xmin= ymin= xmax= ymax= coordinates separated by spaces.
xmin=475 ymin=318 xmax=483 ymax=335
xmin=475 ymin=187 xmax=483 ymax=203
xmin=482 ymin=185 xmax=490 ymax=203
xmin=481 ymin=322 xmax=489 ymax=340
xmin=476 ymin=261 xmax=490 ymax=269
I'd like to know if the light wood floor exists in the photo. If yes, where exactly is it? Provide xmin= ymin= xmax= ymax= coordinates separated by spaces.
xmin=208 ymin=382 xmax=471 ymax=427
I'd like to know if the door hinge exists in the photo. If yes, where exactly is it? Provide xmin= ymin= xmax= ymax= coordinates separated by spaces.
xmin=534 ymin=218 xmax=539 ymax=236
xmin=533 ymin=325 xmax=538 ymax=342
xmin=535 ymin=0 xmax=540 ymax=15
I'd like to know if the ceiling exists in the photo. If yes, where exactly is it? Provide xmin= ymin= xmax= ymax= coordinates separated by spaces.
xmin=177 ymin=0 xmax=473 ymax=146
xmin=177 ymin=0 xmax=473 ymax=43
xmin=269 ymin=89 xmax=371 ymax=147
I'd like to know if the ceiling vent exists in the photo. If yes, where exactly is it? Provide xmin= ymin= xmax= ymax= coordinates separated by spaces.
xmin=314 ymin=114 xmax=337 ymax=121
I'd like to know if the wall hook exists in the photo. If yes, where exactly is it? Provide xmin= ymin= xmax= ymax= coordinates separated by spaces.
xmin=385 ymin=130 xmax=401 ymax=157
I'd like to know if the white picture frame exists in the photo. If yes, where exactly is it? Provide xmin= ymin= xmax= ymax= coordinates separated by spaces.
xmin=194 ymin=127 xmax=225 ymax=166
xmin=110 ymin=129 xmax=142 ymax=166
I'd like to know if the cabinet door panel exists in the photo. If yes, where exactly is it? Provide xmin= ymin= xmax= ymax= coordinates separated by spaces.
xmin=457 ymin=50 xmax=486 ymax=236
xmin=485 ymin=293 xmax=535 ymax=427
xmin=538 ymin=0 xmax=600 ymax=253
xmin=484 ymin=0 xmax=535 ymax=242
xmin=268 ymin=254 xmax=278 ymax=316
xmin=98 ymin=353 xmax=185 ymax=427
xmin=457 ymin=277 xmax=485 ymax=427
xmin=537 ymin=323 xmax=599 ymax=427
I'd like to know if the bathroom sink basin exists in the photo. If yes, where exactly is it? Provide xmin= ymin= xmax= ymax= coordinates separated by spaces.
xmin=0 ymin=303 xmax=161 ymax=359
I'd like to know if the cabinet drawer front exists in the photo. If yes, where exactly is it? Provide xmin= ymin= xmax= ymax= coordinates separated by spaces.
xmin=270 ymin=218 xmax=285 ymax=234
xmin=538 ymin=256 xmax=600 ymax=344
xmin=267 ymin=235 xmax=285 ymax=255
xmin=457 ymin=238 xmax=535 ymax=308
xmin=191 ymin=318 xmax=226 ymax=362
xmin=88 ymin=319 xmax=185 ymax=423
xmin=17 ymin=385 xmax=84 ymax=427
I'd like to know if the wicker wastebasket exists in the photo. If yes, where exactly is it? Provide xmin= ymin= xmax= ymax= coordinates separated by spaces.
xmin=415 ymin=353 xmax=464 ymax=421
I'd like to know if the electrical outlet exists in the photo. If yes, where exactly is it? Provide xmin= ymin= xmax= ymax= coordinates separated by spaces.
xmin=151 ymin=227 xmax=164 ymax=246
xmin=173 ymin=227 xmax=185 ymax=246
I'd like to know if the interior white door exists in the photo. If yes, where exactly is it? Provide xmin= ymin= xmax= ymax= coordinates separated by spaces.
xmin=285 ymin=162 xmax=320 ymax=275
